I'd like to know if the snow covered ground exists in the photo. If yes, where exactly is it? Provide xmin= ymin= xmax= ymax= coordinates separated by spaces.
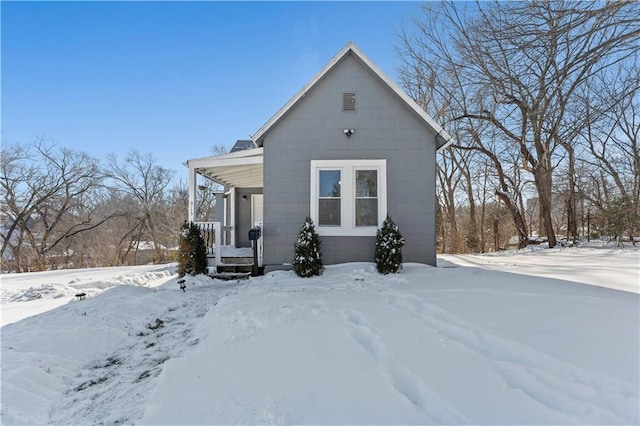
xmin=1 ymin=264 xmax=175 ymax=327
xmin=440 ymin=244 xmax=639 ymax=294
xmin=1 ymin=246 xmax=638 ymax=425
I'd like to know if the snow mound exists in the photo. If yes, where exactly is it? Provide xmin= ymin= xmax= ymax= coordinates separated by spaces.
xmin=1 ymin=249 xmax=638 ymax=425
xmin=1 ymin=264 xmax=176 ymax=326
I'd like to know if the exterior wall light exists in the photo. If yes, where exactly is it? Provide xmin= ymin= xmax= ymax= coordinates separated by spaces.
xmin=344 ymin=129 xmax=355 ymax=138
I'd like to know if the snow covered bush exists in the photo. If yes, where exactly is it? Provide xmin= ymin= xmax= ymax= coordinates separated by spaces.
xmin=293 ymin=217 xmax=323 ymax=277
xmin=177 ymin=221 xmax=208 ymax=277
xmin=375 ymin=215 xmax=406 ymax=274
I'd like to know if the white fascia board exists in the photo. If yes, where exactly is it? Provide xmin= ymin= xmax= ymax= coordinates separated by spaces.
xmin=187 ymin=155 xmax=262 ymax=170
xmin=185 ymin=148 xmax=263 ymax=167
xmin=436 ymin=136 xmax=455 ymax=152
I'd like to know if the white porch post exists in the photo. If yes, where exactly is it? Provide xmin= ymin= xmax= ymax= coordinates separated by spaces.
xmin=188 ymin=165 xmax=197 ymax=222
xmin=214 ymin=221 xmax=222 ymax=266
xmin=229 ymin=187 xmax=236 ymax=247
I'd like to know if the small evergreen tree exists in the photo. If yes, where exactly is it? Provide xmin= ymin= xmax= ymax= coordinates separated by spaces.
xmin=375 ymin=215 xmax=406 ymax=274
xmin=177 ymin=221 xmax=208 ymax=277
xmin=293 ymin=217 xmax=323 ymax=277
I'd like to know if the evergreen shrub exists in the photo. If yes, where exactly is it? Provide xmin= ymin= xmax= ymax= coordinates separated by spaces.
xmin=178 ymin=221 xmax=208 ymax=277
xmin=375 ymin=215 xmax=406 ymax=274
xmin=293 ymin=217 xmax=323 ymax=277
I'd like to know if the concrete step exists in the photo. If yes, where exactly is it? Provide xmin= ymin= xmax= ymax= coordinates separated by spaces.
xmin=209 ymin=271 xmax=251 ymax=281
xmin=220 ymin=256 xmax=254 ymax=265
xmin=217 ymin=263 xmax=253 ymax=273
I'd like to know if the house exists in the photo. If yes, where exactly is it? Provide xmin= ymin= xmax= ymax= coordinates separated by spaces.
xmin=185 ymin=42 xmax=452 ymax=273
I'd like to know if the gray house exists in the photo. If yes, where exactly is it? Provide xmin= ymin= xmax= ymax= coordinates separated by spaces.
xmin=185 ymin=42 xmax=451 ymax=272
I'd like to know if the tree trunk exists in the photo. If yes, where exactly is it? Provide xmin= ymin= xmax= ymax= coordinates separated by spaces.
xmin=446 ymin=190 xmax=460 ymax=253
xmin=495 ymin=190 xmax=528 ymax=249
xmin=533 ymin=166 xmax=557 ymax=248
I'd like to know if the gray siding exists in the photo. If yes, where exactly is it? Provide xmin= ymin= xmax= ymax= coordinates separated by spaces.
xmin=235 ymin=188 xmax=262 ymax=248
xmin=262 ymin=55 xmax=438 ymax=267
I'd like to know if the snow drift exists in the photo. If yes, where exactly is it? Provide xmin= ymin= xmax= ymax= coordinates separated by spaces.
xmin=1 ymin=247 xmax=638 ymax=424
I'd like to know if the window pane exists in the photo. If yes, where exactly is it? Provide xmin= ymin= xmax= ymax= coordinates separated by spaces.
xmin=356 ymin=170 xmax=377 ymax=197
xmin=319 ymin=199 xmax=341 ymax=226
xmin=356 ymin=199 xmax=378 ymax=226
xmin=319 ymin=170 xmax=341 ymax=197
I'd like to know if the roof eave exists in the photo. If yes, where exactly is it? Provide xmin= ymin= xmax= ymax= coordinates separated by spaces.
xmin=436 ymin=133 xmax=454 ymax=153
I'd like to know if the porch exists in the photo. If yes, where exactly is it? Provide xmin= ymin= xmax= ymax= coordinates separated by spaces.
xmin=196 ymin=221 xmax=256 ymax=280
xmin=186 ymin=147 xmax=264 ymax=276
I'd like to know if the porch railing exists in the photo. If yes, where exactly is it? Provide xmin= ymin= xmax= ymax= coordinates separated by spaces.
xmin=194 ymin=221 xmax=222 ymax=266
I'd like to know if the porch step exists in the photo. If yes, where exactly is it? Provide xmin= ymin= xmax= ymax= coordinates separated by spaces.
xmin=216 ymin=263 xmax=253 ymax=274
xmin=209 ymin=271 xmax=251 ymax=281
xmin=220 ymin=256 xmax=254 ymax=265
xmin=208 ymin=255 xmax=255 ymax=280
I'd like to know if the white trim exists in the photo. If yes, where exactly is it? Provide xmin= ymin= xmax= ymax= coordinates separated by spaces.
xmin=185 ymin=148 xmax=264 ymax=189
xmin=188 ymin=156 xmax=262 ymax=169
xmin=188 ymin=166 xmax=197 ymax=222
xmin=228 ymin=188 xmax=236 ymax=247
xmin=214 ymin=221 xmax=222 ymax=266
xmin=251 ymin=42 xmax=452 ymax=151
xmin=310 ymin=159 xmax=387 ymax=237
xmin=251 ymin=194 xmax=264 ymax=225
xmin=185 ymin=147 xmax=263 ymax=166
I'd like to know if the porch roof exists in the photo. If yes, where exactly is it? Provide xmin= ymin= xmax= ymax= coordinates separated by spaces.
xmin=185 ymin=147 xmax=263 ymax=188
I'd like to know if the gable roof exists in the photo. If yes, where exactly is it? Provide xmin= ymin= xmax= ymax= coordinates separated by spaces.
xmin=230 ymin=139 xmax=257 ymax=153
xmin=251 ymin=41 xmax=453 ymax=151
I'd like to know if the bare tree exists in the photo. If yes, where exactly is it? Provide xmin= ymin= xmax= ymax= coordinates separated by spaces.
xmin=436 ymin=147 xmax=464 ymax=253
xmin=1 ymin=139 xmax=110 ymax=270
xmin=581 ymin=56 xmax=640 ymax=244
xmin=106 ymin=150 xmax=175 ymax=263
xmin=398 ymin=0 xmax=640 ymax=248
xmin=398 ymin=9 xmax=531 ymax=249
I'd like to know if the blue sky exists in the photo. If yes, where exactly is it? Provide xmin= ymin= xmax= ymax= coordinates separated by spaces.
xmin=2 ymin=1 xmax=421 ymax=177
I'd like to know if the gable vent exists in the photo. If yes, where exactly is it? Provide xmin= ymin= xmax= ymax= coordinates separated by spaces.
xmin=342 ymin=92 xmax=356 ymax=111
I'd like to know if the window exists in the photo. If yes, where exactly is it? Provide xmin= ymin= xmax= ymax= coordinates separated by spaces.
xmin=355 ymin=170 xmax=378 ymax=226
xmin=342 ymin=92 xmax=356 ymax=112
xmin=318 ymin=170 xmax=341 ymax=226
xmin=310 ymin=160 xmax=387 ymax=236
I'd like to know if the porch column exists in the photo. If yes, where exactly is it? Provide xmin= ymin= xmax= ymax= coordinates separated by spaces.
xmin=229 ymin=187 xmax=236 ymax=247
xmin=188 ymin=164 xmax=197 ymax=222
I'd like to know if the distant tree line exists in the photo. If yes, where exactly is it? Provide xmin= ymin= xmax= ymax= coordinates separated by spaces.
xmin=397 ymin=0 xmax=639 ymax=252
xmin=3 ymin=1 xmax=639 ymax=271
xmin=1 ymin=138 xmax=221 ymax=272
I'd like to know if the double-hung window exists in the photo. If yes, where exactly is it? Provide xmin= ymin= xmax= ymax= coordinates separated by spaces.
xmin=318 ymin=170 xmax=341 ymax=226
xmin=311 ymin=160 xmax=387 ymax=236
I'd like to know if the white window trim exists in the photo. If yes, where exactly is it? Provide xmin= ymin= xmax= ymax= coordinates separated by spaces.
xmin=310 ymin=159 xmax=387 ymax=236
